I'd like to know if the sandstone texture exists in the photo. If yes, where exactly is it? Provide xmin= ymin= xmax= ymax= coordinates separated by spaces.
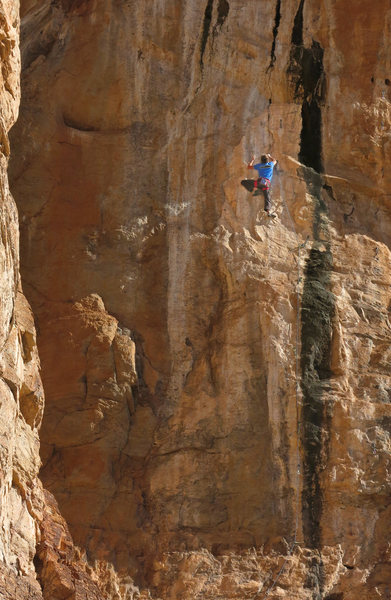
xmin=7 ymin=0 xmax=391 ymax=599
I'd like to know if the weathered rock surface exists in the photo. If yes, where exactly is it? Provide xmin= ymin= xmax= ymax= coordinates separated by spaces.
xmin=0 ymin=1 xmax=43 ymax=596
xmin=0 ymin=2 xmax=113 ymax=599
xmin=7 ymin=0 xmax=391 ymax=599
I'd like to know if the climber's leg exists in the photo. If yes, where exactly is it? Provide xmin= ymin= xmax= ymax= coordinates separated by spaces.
xmin=263 ymin=188 xmax=277 ymax=218
xmin=263 ymin=188 xmax=272 ymax=212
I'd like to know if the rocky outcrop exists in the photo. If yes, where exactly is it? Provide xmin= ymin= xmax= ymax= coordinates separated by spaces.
xmin=34 ymin=489 xmax=107 ymax=600
xmin=7 ymin=0 xmax=391 ymax=599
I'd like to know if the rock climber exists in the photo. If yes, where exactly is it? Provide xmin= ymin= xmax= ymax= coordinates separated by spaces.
xmin=247 ymin=153 xmax=278 ymax=218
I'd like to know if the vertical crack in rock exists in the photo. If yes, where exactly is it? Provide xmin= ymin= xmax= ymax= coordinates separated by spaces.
xmin=200 ymin=0 xmax=214 ymax=70
xmin=288 ymin=0 xmax=334 ymax=592
xmin=268 ymin=0 xmax=281 ymax=71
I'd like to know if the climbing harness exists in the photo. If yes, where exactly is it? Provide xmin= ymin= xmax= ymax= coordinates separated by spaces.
xmin=254 ymin=176 xmax=271 ymax=191
xmin=253 ymin=178 xmax=309 ymax=600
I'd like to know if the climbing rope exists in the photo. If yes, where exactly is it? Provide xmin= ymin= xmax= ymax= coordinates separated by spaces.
xmin=253 ymin=177 xmax=309 ymax=600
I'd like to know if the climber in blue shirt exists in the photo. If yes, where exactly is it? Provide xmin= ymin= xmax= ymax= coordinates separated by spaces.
xmin=248 ymin=153 xmax=278 ymax=217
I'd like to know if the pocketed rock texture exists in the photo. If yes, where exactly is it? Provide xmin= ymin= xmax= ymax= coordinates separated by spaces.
xmin=7 ymin=0 xmax=391 ymax=599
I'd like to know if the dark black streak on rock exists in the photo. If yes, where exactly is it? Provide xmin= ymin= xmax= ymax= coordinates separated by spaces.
xmin=323 ymin=184 xmax=337 ymax=202
xmin=200 ymin=0 xmax=214 ymax=70
xmin=299 ymin=168 xmax=333 ymax=594
xmin=300 ymin=229 xmax=334 ymax=550
xmin=211 ymin=1 xmax=229 ymax=53
xmin=291 ymin=0 xmax=305 ymax=46
xmin=299 ymin=173 xmax=334 ymax=582
xmin=288 ymin=3 xmax=334 ymax=596
xmin=288 ymin=0 xmax=326 ymax=173
xmin=267 ymin=0 xmax=281 ymax=72
xmin=216 ymin=0 xmax=229 ymax=28
xmin=200 ymin=0 xmax=229 ymax=70
xmin=300 ymin=88 xmax=323 ymax=173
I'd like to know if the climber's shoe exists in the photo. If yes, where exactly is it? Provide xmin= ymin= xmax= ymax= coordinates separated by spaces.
xmin=266 ymin=211 xmax=277 ymax=219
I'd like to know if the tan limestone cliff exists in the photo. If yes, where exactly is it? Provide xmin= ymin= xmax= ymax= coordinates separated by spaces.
xmin=8 ymin=0 xmax=391 ymax=599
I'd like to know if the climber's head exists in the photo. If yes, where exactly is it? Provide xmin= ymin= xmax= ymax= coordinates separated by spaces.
xmin=261 ymin=154 xmax=268 ymax=163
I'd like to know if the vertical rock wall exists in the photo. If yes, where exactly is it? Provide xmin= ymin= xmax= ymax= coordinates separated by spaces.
xmin=0 ymin=1 xmax=43 ymax=596
xmin=0 ymin=2 xmax=117 ymax=599
xmin=8 ymin=0 xmax=391 ymax=598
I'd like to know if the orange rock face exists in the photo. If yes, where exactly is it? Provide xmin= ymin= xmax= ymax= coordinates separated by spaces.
xmin=8 ymin=0 xmax=391 ymax=598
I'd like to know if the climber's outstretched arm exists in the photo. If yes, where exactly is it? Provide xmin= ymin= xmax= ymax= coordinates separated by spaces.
xmin=247 ymin=155 xmax=256 ymax=169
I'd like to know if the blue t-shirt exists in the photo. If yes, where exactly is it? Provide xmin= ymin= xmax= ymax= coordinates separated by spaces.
xmin=253 ymin=161 xmax=275 ymax=181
